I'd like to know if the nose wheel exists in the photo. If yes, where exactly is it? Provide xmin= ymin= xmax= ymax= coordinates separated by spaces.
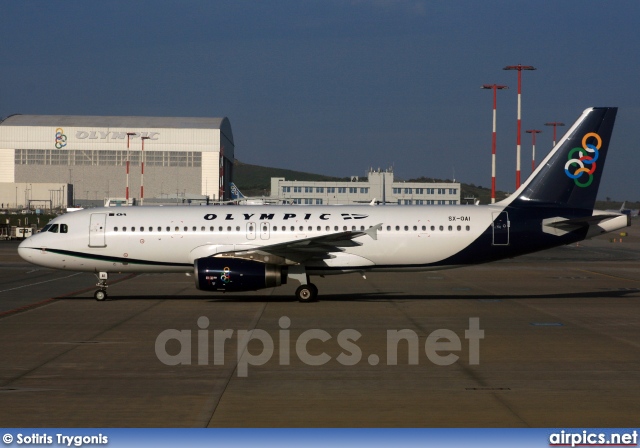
xmin=94 ymin=272 xmax=108 ymax=301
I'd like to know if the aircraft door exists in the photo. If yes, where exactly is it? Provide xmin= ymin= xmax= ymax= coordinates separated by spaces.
xmin=89 ymin=213 xmax=107 ymax=247
xmin=492 ymin=211 xmax=509 ymax=245
xmin=260 ymin=222 xmax=270 ymax=240
xmin=246 ymin=222 xmax=256 ymax=240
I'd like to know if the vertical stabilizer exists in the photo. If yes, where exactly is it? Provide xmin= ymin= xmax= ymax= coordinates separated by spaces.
xmin=506 ymin=107 xmax=617 ymax=210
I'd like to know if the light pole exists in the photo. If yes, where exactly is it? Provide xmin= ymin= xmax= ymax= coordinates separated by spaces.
xmin=141 ymin=136 xmax=150 ymax=206
xmin=544 ymin=122 xmax=565 ymax=148
xmin=526 ymin=129 xmax=542 ymax=173
xmin=126 ymin=132 xmax=136 ymax=202
xmin=481 ymin=84 xmax=508 ymax=204
xmin=503 ymin=64 xmax=536 ymax=189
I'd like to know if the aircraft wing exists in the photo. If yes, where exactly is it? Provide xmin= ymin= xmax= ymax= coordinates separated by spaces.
xmin=218 ymin=224 xmax=382 ymax=263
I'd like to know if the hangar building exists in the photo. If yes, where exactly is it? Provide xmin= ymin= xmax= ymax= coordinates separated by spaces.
xmin=0 ymin=115 xmax=234 ymax=208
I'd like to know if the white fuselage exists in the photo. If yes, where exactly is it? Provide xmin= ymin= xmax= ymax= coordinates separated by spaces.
xmin=18 ymin=204 xmax=505 ymax=275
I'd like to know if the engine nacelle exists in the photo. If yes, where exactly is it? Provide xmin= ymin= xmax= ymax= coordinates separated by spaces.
xmin=194 ymin=258 xmax=282 ymax=292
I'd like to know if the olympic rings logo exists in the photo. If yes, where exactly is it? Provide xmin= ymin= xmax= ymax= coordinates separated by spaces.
xmin=220 ymin=267 xmax=231 ymax=284
xmin=564 ymin=132 xmax=602 ymax=188
xmin=55 ymin=127 xmax=67 ymax=149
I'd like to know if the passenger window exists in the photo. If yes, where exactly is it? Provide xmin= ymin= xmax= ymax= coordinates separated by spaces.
xmin=210 ymin=226 xmax=214 ymax=231
xmin=48 ymin=224 xmax=59 ymax=233
xmin=166 ymin=227 xmax=170 ymax=231
xmin=175 ymin=227 xmax=179 ymax=231
xmin=149 ymin=227 xmax=153 ymax=232
xmin=343 ymin=226 xmax=347 ymax=231
xmin=299 ymin=226 xmax=303 ymax=231
xmin=457 ymin=225 xmax=461 ymax=231
xmin=422 ymin=226 xmax=426 ymax=231
xmin=157 ymin=227 xmax=161 ymax=232
xmin=193 ymin=226 xmax=197 ymax=231
xmin=387 ymin=226 xmax=391 ymax=231
xmin=448 ymin=225 xmax=452 ymax=231
xmin=184 ymin=227 xmax=188 ymax=231
xmin=219 ymin=226 xmax=223 ymax=231
xmin=466 ymin=226 xmax=470 ymax=231
xmin=60 ymin=224 xmax=68 ymax=234
xmin=290 ymin=226 xmax=295 ymax=232
xmin=395 ymin=226 xmax=400 ymax=231
xmin=201 ymin=226 xmax=205 ymax=231
xmin=273 ymin=226 xmax=277 ymax=232
xmin=227 ymin=226 xmax=232 ymax=232
xmin=404 ymin=226 xmax=409 ymax=231
xmin=431 ymin=226 xmax=435 ymax=231
xmin=308 ymin=226 xmax=312 ymax=231
xmin=131 ymin=227 xmax=135 ymax=232
xmin=114 ymin=227 xmax=118 ymax=232
xmin=236 ymin=226 xmax=240 ymax=231
xmin=317 ymin=226 xmax=321 ymax=231
xmin=439 ymin=226 xmax=443 ymax=231
xmin=334 ymin=226 xmax=338 ymax=231
xmin=326 ymin=226 xmax=330 ymax=231
xmin=123 ymin=227 xmax=127 ymax=232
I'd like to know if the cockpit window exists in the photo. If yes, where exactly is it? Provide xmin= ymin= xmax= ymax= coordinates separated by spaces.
xmin=42 ymin=224 xmax=53 ymax=232
xmin=60 ymin=224 xmax=68 ymax=234
xmin=47 ymin=224 xmax=59 ymax=233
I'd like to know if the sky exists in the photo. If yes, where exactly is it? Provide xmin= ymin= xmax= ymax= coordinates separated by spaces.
xmin=1 ymin=0 xmax=639 ymax=200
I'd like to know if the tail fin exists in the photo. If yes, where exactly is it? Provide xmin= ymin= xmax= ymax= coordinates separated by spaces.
xmin=230 ymin=183 xmax=245 ymax=200
xmin=506 ymin=107 xmax=617 ymax=210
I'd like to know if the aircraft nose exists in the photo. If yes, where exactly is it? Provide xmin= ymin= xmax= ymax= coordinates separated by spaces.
xmin=17 ymin=238 xmax=33 ymax=262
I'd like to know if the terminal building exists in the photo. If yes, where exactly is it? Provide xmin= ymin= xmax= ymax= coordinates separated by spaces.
xmin=0 ymin=115 xmax=234 ymax=209
xmin=270 ymin=169 xmax=460 ymax=205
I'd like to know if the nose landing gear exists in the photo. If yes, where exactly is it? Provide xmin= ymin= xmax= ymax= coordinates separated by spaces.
xmin=94 ymin=272 xmax=108 ymax=301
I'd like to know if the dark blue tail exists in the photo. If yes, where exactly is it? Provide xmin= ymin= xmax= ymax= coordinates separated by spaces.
xmin=507 ymin=107 xmax=617 ymax=210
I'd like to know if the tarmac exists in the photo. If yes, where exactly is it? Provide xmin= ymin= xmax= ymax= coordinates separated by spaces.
xmin=0 ymin=225 xmax=639 ymax=427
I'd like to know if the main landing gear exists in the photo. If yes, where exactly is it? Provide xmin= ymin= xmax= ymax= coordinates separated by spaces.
xmin=94 ymin=272 xmax=108 ymax=301
xmin=288 ymin=266 xmax=318 ymax=303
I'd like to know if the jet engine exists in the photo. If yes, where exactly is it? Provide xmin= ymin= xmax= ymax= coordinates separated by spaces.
xmin=194 ymin=258 xmax=283 ymax=292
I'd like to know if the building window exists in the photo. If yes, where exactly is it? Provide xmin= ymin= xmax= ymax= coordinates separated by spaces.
xmin=304 ymin=198 xmax=313 ymax=204
xmin=426 ymin=188 xmax=435 ymax=195
xmin=282 ymin=186 xmax=291 ymax=193
xmin=338 ymin=187 xmax=347 ymax=194
xmin=415 ymin=188 xmax=423 ymax=194
xmin=449 ymin=188 xmax=457 ymax=195
xmin=294 ymin=186 xmax=302 ymax=193
xmin=404 ymin=188 xmax=412 ymax=194
xmin=292 ymin=198 xmax=301 ymax=204
xmin=316 ymin=187 xmax=324 ymax=193
xmin=349 ymin=187 xmax=357 ymax=194
xmin=305 ymin=187 xmax=313 ymax=193
xmin=315 ymin=199 xmax=323 ymax=204
xmin=360 ymin=188 xmax=369 ymax=194
xmin=403 ymin=200 xmax=412 ymax=205
xmin=393 ymin=188 xmax=401 ymax=194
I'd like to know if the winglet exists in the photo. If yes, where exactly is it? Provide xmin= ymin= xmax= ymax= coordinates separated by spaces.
xmin=365 ymin=223 xmax=383 ymax=241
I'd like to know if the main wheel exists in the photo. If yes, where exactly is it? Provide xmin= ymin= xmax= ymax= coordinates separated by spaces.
xmin=94 ymin=290 xmax=107 ymax=301
xmin=295 ymin=284 xmax=318 ymax=303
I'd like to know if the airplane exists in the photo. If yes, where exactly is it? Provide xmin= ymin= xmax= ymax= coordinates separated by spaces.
xmin=606 ymin=202 xmax=639 ymax=217
xmin=18 ymin=107 xmax=629 ymax=302
xmin=230 ymin=183 xmax=282 ymax=205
